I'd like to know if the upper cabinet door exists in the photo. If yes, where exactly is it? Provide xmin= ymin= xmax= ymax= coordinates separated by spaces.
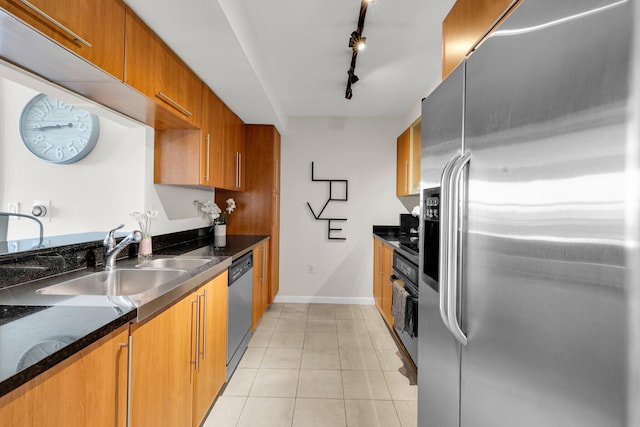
xmin=410 ymin=119 xmax=421 ymax=195
xmin=124 ymin=7 xmax=202 ymax=128
xmin=273 ymin=129 xmax=281 ymax=194
xmin=442 ymin=0 xmax=520 ymax=78
xmin=396 ymin=127 xmax=411 ymax=196
xmin=220 ymin=104 xmax=245 ymax=191
xmin=235 ymin=114 xmax=246 ymax=192
xmin=0 ymin=0 xmax=125 ymax=79
xmin=201 ymin=86 xmax=224 ymax=187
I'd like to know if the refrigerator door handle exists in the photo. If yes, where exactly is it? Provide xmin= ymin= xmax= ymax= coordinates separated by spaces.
xmin=439 ymin=152 xmax=461 ymax=333
xmin=447 ymin=151 xmax=470 ymax=346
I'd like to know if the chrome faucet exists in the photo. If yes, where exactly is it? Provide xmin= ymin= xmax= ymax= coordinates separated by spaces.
xmin=103 ymin=224 xmax=142 ymax=270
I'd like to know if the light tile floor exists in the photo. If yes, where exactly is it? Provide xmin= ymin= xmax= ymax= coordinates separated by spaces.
xmin=203 ymin=303 xmax=417 ymax=427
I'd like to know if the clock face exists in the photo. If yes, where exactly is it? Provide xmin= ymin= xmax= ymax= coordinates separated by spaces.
xmin=19 ymin=94 xmax=100 ymax=164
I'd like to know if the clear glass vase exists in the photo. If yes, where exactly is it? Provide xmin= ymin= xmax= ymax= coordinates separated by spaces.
xmin=138 ymin=235 xmax=153 ymax=261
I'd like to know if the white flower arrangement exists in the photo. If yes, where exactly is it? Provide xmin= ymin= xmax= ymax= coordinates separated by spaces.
xmin=130 ymin=210 xmax=158 ymax=238
xmin=194 ymin=198 xmax=236 ymax=225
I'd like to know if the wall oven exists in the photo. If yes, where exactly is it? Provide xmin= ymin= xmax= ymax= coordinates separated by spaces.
xmin=391 ymin=248 xmax=419 ymax=365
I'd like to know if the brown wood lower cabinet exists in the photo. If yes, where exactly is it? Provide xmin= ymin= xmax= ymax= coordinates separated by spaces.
xmin=130 ymin=272 xmax=228 ymax=427
xmin=0 ymin=273 xmax=228 ymax=427
xmin=0 ymin=325 xmax=129 ymax=427
xmin=373 ymin=238 xmax=383 ymax=310
xmin=373 ymin=238 xmax=394 ymax=327
xmin=130 ymin=292 xmax=193 ymax=426
xmin=192 ymin=272 xmax=228 ymax=426
xmin=252 ymin=240 xmax=270 ymax=330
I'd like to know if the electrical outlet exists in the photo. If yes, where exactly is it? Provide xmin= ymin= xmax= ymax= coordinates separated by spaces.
xmin=307 ymin=264 xmax=316 ymax=274
xmin=8 ymin=202 xmax=19 ymax=220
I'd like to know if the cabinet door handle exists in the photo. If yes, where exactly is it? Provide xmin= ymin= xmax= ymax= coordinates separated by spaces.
xmin=119 ymin=337 xmax=133 ymax=427
xmin=155 ymin=92 xmax=193 ymax=117
xmin=273 ymin=159 xmax=280 ymax=191
xmin=199 ymin=291 xmax=207 ymax=360
xmin=204 ymin=134 xmax=211 ymax=181
xmin=234 ymin=152 xmax=239 ymax=188
xmin=192 ymin=299 xmax=200 ymax=371
xmin=273 ymin=194 xmax=279 ymax=226
xmin=19 ymin=0 xmax=92 ymax=47
xmin=237 ymin=152 xmax=242 ymax=188
xmin=262 ymin=246 xmax=267 ymax=280
xmin=405 ymin=160 xmax=410 ymax=193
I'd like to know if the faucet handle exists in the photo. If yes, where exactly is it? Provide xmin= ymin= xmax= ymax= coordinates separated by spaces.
xmin=131 ymin=230 xmax=143 ymax=242
xmin=104 ymin=224 xmax=125 ymax=246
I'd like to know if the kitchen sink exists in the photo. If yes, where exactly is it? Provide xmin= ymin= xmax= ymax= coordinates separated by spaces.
xmin=36 ymin=268 xmax=187 ymax=297
xmin=135 ymin=257 xmax=215 ymax=270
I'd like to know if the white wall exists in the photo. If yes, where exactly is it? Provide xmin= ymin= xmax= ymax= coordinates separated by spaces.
xmin=0 ymin=69 xmax=214 ymax=250
xmin=278 ymin=117 xmax=406 ymax=304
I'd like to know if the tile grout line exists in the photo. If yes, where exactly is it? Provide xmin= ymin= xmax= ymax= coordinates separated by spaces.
xmin=219 ymin=304 xmax=412 ymax=426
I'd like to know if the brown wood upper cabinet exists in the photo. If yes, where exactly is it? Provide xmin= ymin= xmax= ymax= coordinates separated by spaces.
xmin=153 ymin=86 xmax=248 ymax=191
xmin=221 ymin=104 xmax=246 ymax=191
xmin=154 ymin=85 xmax=224 ymax=187
xmin=201 ymin=86 xmax=225 ymax=188
xmin=442 ymin=0 xmax=520 ymax=78
xmin=0 ymin=0 xmax=125 ymax=80
xmin=396 ymin=118 xmax=421 ymax=197
xmin=124 ymin=7 xmax=202 ymax=128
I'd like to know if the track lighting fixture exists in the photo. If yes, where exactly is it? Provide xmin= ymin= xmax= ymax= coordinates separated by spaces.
xmin=344 ymin=0 xmax=372 ymax=100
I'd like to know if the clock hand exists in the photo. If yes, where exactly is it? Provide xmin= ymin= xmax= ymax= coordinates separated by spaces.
xmin=34 ymin=123 xmax=73 ymax=131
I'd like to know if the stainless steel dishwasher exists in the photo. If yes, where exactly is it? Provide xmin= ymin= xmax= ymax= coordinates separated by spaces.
xmin=226 ymin=251 xmax=253 ymax=380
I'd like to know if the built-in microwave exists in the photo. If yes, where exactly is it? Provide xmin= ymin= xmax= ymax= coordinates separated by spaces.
xmin=422 ymin=187 xmax=440 ymax=292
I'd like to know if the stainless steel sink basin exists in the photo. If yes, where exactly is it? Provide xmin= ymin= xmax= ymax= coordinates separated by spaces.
xmin=135 ymin=257 xmax=214 ymax=270
xmin=36 ymin=268 xmax=187 ymax=297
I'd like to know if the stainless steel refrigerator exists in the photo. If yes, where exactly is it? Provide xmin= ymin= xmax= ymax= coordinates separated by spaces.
xmin=418 ymin=0 xmax=630 ymax=426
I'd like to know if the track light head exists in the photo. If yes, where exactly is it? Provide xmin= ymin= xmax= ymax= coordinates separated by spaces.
xmin=348 ymin=31 xmax=359 ymax=49
xmin=348 ymin=32 xmax=367 ymax=51
xmin=348 ymin=69 xmax=359 ymax=84
xmin=356 ymin=37 xmax=366 ymax=51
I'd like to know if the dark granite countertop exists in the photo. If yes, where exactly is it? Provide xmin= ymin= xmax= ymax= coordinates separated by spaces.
xmin=373 ymin=226 xmax=419 ymax=264
xmin=0 ymin=233 xmax=268 ymax=398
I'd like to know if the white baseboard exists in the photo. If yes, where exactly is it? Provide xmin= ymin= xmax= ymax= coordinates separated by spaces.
xmin=273 ymin=295 xmax=375 ymax=305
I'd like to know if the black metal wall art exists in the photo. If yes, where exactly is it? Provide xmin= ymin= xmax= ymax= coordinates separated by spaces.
xmin=306 ymin=162 xmax=348 ymax=240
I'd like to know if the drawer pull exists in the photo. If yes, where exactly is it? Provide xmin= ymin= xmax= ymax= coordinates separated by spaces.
xmin=19 ymin=0 xmax=92 ymax=48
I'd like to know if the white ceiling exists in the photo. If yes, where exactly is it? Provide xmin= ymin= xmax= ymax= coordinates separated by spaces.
xmin=124 ymin=0 xmax=455 ymax=133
